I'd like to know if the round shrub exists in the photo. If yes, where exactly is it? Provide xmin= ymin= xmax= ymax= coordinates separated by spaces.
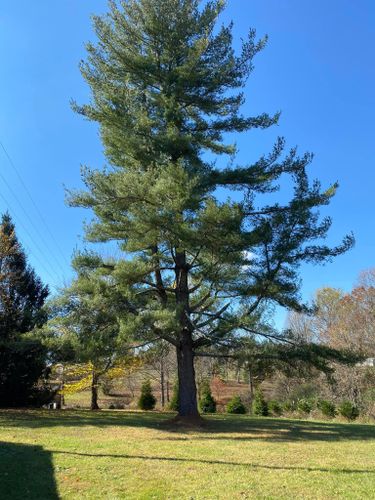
xmin=268 ymin=400 xmax=283 ymax=416
xmin=297 ymin=398 xmax=313 ymax=414
xmin=338 ymin=401 xmax=359 ymax=421
xmin=199 ymin=381 xmax=216 ymax=414
xmin=227 ymin=395 xmax=246 ymax=414
xmin=138 ymin=380 xmax=156 ymax=410
xmin=317 ymin=400 xmax=336 ymax=418
xmin=252 ymin=390 xmax=269 ymax=416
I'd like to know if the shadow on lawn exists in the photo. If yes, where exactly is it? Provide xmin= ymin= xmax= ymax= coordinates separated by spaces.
xmin=0 ymin=442 xmax=59 ymax=500
xmin=52 ymin=449 xmax=375 ymax=475
xmin=0 ymin=410 xmax=374 ymax=443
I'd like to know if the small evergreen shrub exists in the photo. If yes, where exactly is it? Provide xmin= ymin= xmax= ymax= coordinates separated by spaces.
xmin=317 ymin=400 xmax=336 ymax=418
xmin=138 ymin=380 xmax=156 ymax=410
xmin=297 ymin=398 xmax=313 ymax=414
xmin=169 ymin=381 xmax=179 ymax=411
xmin=268 ymin=400 xmax=282 ymax=416
xmin=226 ymin=395 xmax=246 ymax=414
xmin=199 ymin=381 xmax=216 ymax=413
xmin=252 ymin=389 xmax=269 ymax=416
xmin=282 ymin=400 xmax=297 ymax=412
xmin=338 ymin=401 xmax=359 ymax=421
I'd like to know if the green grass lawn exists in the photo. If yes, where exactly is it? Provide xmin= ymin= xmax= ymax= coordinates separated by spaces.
xmin=0 ymin=410 xmax=374 ymax=499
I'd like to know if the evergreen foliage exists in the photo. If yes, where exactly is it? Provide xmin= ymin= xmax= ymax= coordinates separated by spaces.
xmin=0 ymin=213 xmax=49 ymax=407
xmin=226 ymin=395 xmax=246 ymax=414
xmin=138 ymin=379 xmax=156 ymax=410
xmin=199 ymin=380 xmax=216 ymax=413
xmin=169 ymin=381 xmax=179 ymax=411
xmin=338 ymin=401 xmax=359 ymax=421
xmin=0 ymin=341 xmax=48 ymax=407
xmin=252 ymin=389 xmax=269 ymax=416
xmin=69 ymin=0 xmax=354 ymax=417
xmin=317 ymin=400 xmax=336 ymax=418
xmin=42 ymin=254 xmax=132 ymax=410
xmin=297 ymin=398 xmax=313 ymax=414
xmin=282 ymin=400 xmax=297 ymax=412
xmin=268 ymin=400 xmax=282 ymax=416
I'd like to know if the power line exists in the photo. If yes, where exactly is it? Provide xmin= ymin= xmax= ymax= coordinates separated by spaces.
xmin=0 ymin=148 xmax=68 ymax=277
xmin=0 ymin=190 xmax=62 ymax=287
xmin=0 ymin=139 xmax=71 ymax=267
xmin=0 ymin=168 xmax=66 ymax=278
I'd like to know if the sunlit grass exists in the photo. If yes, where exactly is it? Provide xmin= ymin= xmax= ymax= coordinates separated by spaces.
xmin=0 ymin=410 xmax=374 ymax=499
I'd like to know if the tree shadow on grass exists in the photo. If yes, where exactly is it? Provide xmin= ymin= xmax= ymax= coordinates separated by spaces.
xmin=199 ymin=416 xmax=375 ymax=442
xmin=0 ymin=442 xmax=59 ymax=500
xmin=0 ymin=409 xmax=167 ymax=430
xmin=0 ymin=410 xmax=374 ymax=443
xmin=52 ymin=449 xmax=375 ymax=476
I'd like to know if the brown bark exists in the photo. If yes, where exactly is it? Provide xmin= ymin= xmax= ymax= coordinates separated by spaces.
xmin=176 ymin=338 xmax=199 ymax=417
xmin=91 ymin=371 xmax=100 ymax=410
xmin=174 ymin=250 xmax=200 ymax=418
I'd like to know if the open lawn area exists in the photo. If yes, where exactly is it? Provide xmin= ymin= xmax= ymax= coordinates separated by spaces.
xmin=0 ymin=410 xmax=374 ymax=499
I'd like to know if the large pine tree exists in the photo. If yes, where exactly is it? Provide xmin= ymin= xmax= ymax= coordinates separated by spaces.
xmin=0 ymin=213 xmax=49 ymax=406
xmin=69 ymin=0 xmax=353 ymax=418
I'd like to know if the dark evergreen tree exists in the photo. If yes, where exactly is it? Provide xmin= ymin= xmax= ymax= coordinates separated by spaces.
xmin=268 ymin=400 xmax=282 ymax=416
xmin=199 ymin=380 xmax=216 ymax=413
xmin=138 ymin=379 xmax=156 ymax=410
xmin=0 ymin=213 xmax=49 ymax=407
xmin=169 ymin=381 xmax=179 ymax=412
xmin=317 ymin=399 xmax=336 ymax=418
xmin=252 ymin=389 xmax=269 ymax=416
xmin=338 ymin=401 xmax=359 ymax=421
xmin=226 ymin=395 xmax=246 ymax=414
xmin=69 ymin=0 xmax=353 ymax=419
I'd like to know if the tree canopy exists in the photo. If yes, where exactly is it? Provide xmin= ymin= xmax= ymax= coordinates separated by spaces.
xmin=43 ymin=254 xmax=138 ymax=409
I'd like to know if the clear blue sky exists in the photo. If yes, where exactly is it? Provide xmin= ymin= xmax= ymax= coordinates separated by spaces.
xmin=1 ymin=1 xmax=374 ymax=325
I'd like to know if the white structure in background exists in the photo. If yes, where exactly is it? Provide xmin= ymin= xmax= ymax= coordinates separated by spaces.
xmin=357 ymin=358 xmax=375 ymax=367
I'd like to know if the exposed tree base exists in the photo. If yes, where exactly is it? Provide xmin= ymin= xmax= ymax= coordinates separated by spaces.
xmin=164 ymin=414 xmax=206 ymax=428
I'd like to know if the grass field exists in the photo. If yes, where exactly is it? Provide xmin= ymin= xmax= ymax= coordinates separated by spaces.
xmin=0 ymin=410 xmax=374 ymax=499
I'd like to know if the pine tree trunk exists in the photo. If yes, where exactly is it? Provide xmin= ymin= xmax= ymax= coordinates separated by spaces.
xmin=176 ymin=337 xmax=199 ymax=417
xmin=174 ymin=250 xmax=200 ymax=419
xmin=91 ymin=372 xmax=100 ymax=410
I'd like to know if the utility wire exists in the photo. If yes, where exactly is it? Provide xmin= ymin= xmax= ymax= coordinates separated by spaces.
xmin=0 ymin=190 xmax=62 ymax=287
xmin=0 ymin=169 xmax=66 ymax=278
xmin=0 ymin=151 xmax=67 ymax=277
xmin=0 ymin=139 xmax=71 ymax=267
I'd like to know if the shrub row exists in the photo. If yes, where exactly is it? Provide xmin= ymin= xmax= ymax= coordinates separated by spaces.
xmin=137 ymin=380 xmax=361 ymax=421
xmin=262 ymin=395 xmax=360 ymax=421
